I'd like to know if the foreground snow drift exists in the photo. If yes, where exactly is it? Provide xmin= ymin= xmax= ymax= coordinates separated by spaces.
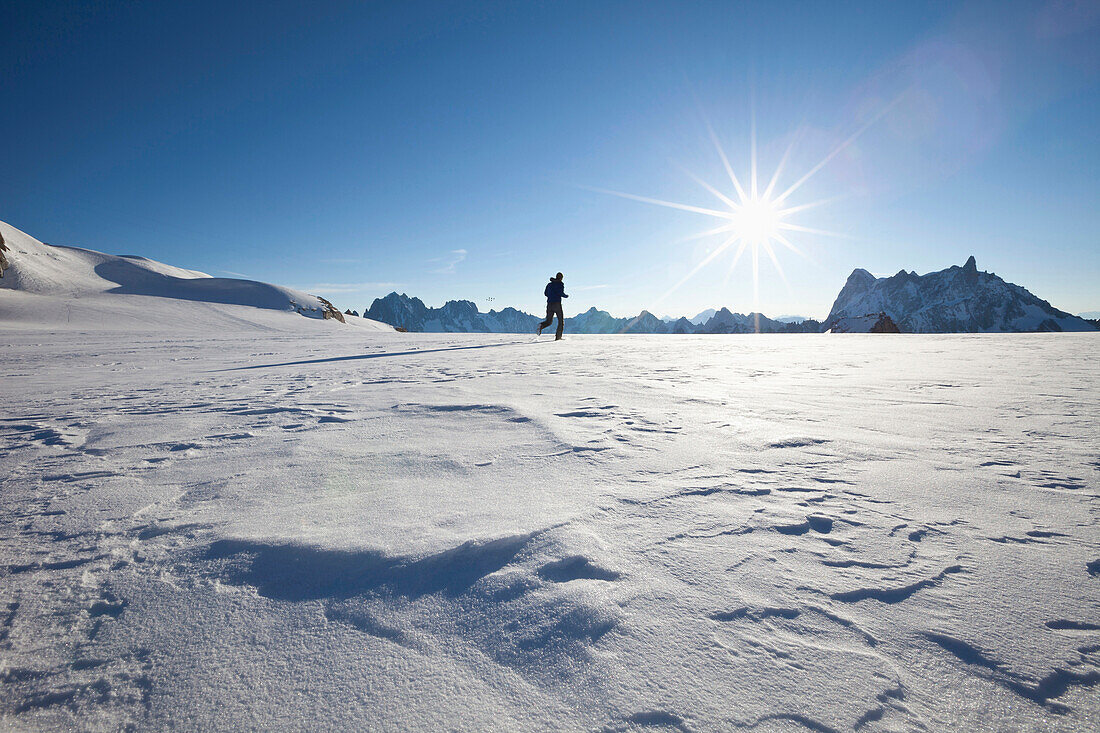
xmin=1 ymin=328 xmax=1098 ymax=731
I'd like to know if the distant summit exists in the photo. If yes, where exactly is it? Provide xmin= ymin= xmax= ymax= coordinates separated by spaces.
xmin=367 ymin=255 xmax=1096 ymax=336
xmin=365 ymin=293 xmax=820 ymax=334
xmin=824 ymin=257 xmax=1094 ymax=333
xmin=690 ymin=308 xmax=717 ymax=325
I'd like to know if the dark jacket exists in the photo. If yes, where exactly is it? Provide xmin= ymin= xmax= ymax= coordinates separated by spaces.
xmin=544 ymin=279 xmax=567 ymax=303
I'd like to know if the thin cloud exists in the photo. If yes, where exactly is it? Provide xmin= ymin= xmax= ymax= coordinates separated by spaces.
xmin=431 ymin=249 xmax=467 ymax=274
xmin=218 ymin=269 xmax=252 ymax=278
xmin=293 ymin=282 xmax=402 ymax=294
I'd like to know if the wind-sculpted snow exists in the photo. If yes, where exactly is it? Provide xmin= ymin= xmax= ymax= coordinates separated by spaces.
xmin=0 ymin=327 xmax=1098 ymax=731
xmin=199 ymin=532 xmax=544 ymax=601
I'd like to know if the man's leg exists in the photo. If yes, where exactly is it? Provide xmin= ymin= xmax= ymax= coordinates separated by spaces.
xmin=538 ymin=304 xmax=554 ymax=335
xmin=554 ymin=303 xmax=564 ymax=340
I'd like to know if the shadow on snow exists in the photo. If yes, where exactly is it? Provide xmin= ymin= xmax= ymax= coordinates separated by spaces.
xmin=202 ymin=532 xmax=538 ymax=601
xmin=221 ymin=340 xmax=539 ymax=370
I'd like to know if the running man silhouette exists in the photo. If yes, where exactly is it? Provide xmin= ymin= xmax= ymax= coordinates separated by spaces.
xmin=538 ymin=272 xmax=568 ymax=340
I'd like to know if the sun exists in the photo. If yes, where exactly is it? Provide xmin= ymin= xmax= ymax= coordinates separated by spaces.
xmin=589 ymin=103 xmax=893 ymax=323
xmin=733 ymin=195 xmax=782 ymax=244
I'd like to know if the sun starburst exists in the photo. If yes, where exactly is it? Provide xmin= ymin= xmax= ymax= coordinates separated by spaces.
xmin=591 ymin=104 xmax=892 ymax=330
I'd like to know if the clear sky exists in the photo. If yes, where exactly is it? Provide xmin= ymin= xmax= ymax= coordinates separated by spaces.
xmin=3 ymin=0 xmax=1098 ymax=319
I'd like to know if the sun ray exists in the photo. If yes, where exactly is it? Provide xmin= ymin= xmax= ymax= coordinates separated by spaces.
xmin=774 ymin=232 xmax=822 ymax=268
xmin=586 ymin=105 xmax=861 ymax=314
xmin=761 ymin=127 xmax=805 ymax=201
xmin=674 ymin=163 xmax=741 ymax=211
xmin=774 ymin=98 xmax=898 ymax=205
xmin=705 ymin=120 xmax=749 ymax=204
xmin=723 ymin=238 xmax=750 ymax=285
xmin=729 ymin=238 xmax=750 ymax=270
xmin=750 ymin=103 xmax=758 ymax=200
xmin=772 ymin=232 xmax=806 ymax=257
xmin=581 ymin=185 xmax=734 ymax=220
xmin=775 ymin=194 xmax=846 ymax=217
xmin=647 ymin=233 xmax=741 ymax=310
xmin=751 ymin=244 xmax=761 ymax=331
xmin=761 ymin=240 xmax=791 ymax=293
xmin=674 ymin=221 xmax=738 ymax=244
xmin=776 ymin=222 xmax=851 ymax=239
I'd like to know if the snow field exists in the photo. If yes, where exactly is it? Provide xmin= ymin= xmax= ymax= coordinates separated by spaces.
xmin=1 ymin=327 xmax=1098 ymax=731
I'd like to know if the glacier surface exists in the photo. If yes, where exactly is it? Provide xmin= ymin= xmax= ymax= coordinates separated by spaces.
xmin=1 ymin=323 xmax=1097 ymax=731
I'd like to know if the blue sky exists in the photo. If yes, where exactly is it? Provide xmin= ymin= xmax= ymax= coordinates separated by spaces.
xmin=3 ymin=0 xmax=1097 ymax=319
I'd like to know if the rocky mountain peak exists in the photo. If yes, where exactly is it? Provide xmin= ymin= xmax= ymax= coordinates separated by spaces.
xmin=825 ymin=258 xmax=1093 ymax=333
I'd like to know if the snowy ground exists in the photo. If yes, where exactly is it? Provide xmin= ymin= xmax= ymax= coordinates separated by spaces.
xmin=2 ymin=324 xmax=1098 ymax=731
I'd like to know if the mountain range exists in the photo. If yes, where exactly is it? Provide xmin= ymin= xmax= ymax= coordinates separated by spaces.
xmin=364 ymin=256 xmax=1095 ymax=334
xmin=363 ymin=294 xmax=822 ymax=335
xmin=1 ymin=216 xmax=1093 ymax=336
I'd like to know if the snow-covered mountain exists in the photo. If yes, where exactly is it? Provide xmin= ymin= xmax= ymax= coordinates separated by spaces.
xmin=365 ymin=293 xmax=821 ymax=334
xmin=825 ymin=256 xmax=1095 ymax=333
xmin=690 ymin=308 xmax=717 ymax=325
xmin=696 ymin=308 xmax=785 ymax=334
xmin=0 ymin=220 xmax=392 ymax=331
xmin=365 ymin=257 xmax=1094 ymax=336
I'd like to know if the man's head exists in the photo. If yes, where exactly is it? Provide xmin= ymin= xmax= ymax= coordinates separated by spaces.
xmin=555 ymin=272 xmax=564 ymax=281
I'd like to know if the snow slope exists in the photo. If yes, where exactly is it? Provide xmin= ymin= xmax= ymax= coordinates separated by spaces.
xmin=0 ymin=220 xmax=392 ymax=332
xmin=1 ymin=320 xmax=1098 ymax=730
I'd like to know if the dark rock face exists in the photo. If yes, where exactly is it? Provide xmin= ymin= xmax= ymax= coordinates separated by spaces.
xmin=365 ymin=292 xmax=431 ymax=331
xmin=315 ymin=296 xmax=345 ymax=323
xmin=669 ymin=317 xmax=695 ymax=334
xmin=870 ymin=313 xmax=901 ymax=333
xmin=621 ymin=311 xmax=669 ymax=334
xmin=825 ymin=257 xmax=1094 ymax=333
xmin=699 ymin=308 xmax=786 ymax=334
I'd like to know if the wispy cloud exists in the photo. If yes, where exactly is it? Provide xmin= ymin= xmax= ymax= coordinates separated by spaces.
xmin=431 ymin=249 xmax=467 ymax=274
xmin=293 ymin=282 xmax=402 ymax=294
xmin=218 ymin=269 xmax=252 ymax=278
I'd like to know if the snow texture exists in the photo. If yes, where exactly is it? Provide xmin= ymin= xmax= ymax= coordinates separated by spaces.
xmin=1 ymin=221 xmax=1099 ymax=731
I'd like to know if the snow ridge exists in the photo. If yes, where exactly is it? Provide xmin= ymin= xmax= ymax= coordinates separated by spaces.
xmin=0 ymin=220 xmax=390 ymax=330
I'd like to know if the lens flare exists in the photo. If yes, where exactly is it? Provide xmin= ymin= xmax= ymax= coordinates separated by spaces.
xmin=591 ymin=101 xmax=895 ymax=331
